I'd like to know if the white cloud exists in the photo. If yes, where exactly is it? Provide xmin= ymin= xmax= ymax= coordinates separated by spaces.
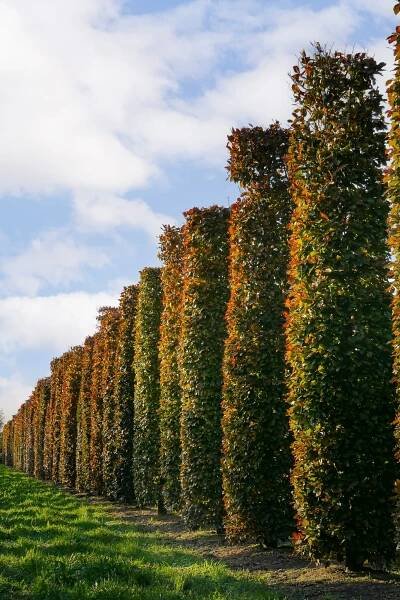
xmin=0 ymin=230 xmax=110 ymax=295
xmin=0 ymin=375 xmax=33 ymax=421
xmin=0 ymin=0 xmax=391 ymax=211
xmin=73 ymin=193 xmax=175 ymax=235
xmin=0 ymin=291 xmax=119 ymax=355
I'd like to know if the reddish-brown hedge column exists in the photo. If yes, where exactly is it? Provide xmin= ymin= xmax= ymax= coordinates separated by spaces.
xmin=33 ymin=378 xmax=51 ymax=480
xmin=50 ymin=356 xmax=65 ymax=483
xmin=76 ymin=336 xmax=95 ymax=493
xmin=159 ymin=226 xmax=184 ymax=511
xmin=222 ymin=124 xmax=293 ymax=546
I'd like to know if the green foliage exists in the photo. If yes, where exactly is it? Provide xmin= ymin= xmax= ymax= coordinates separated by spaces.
xmin=180 ymin=206 xmax=230 ymax=531
xmin=159 ymin=225 xmax=184 ymax=511
xmin=387 ymin=4 xmax=400 ymax=466
xmin=286 ymin=45 xmax=396 ymax=568
xmin=222 ymin=123 xmax=294 ymax=545
xmin=24 ymin=396 xmax=35 ymax=476
xmin=76 ymin=336 xmax=95 ymax=493
xmin=59 ymin=346 xmax=84 ymax=488
xmin=50 ymin=356 xmax=65 ymax=483
xmin=33 ymin=378 xmax=51 ymax=480
xmin=133 ymin=268 xmax=163 ymax=508
xmin=101 ymin=307 xmax=121 ymax=499
xmin=89 ymin=322 xmax=106 ymax=495
xmin=113 ymin=284 xmax=139 ymax=503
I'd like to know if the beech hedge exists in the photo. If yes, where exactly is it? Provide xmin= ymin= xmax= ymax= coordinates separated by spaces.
xmin=285 ymin=45 xmax=396 ymax=568
xmin=180 ymin=205 xmax=230 ymax=531
xmin=222 ymin=123 xmax=294 ymax=546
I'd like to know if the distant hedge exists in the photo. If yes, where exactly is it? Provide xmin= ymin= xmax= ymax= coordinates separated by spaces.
xmin=101 ymin=307 xmax=121 ymax=500
xmin=113 ymin=285 xmax=139 ymax=503
xmin=159 ymin=225 xmax=184 ymax=512
xmin=180 ymin=206 xmax=230 ymax=531
xmin=285 ymin=45 xmax=396 ymax=568
xmin=76 ymin=336 xmax=95 ymax=493
xmin=33 ymin=378 xmax=51 ymax=480
xmin=133 ymin=268 xmax=163 ymax=508
xmin=59 ymin=346 xmax=83 ymax=489
xmin=222 ymin=123 xmax=294 ymax=546
xmin=50 ymin=356 xmax=65 ymax=483
xmin=89 ymin=317 xmax=107 ymax=495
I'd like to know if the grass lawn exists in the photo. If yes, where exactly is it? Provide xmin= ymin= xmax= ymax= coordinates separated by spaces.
xmin=0 ymin=465 xmax=282 ymax=600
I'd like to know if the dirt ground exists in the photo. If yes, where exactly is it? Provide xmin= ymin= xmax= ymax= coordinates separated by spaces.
xmin=91 ymin=502 xmax=400 ymax=600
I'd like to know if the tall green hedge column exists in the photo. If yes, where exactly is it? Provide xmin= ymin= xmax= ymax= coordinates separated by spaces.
xmin=113 ymin=285 xmax=139 ymax=503
xmin=50 ymin=356 xmax=65 ymax=483
xmin=33 ymin=378 xmax=51 ymax=480
xmin=59 ymin=346 xmax=83 ymax=488
xmin=387 ymin=2 xmax=400 ymax=464
xmin=159 ymin=226 xmax=184 ymax=511
xmin=286 ymin=45 xmax=396 ymax=568
xmin=76 ymin=336 xmax=95 ymax=493
xmin=133 ymin=268 xmax=163 ymax=508
xmin=101 ymin=307 xmax=121 ymax=499
xmin=222 ymin=124 xmax=293 ymax=546
xmin=180 ymin=206 xmax=229 ymax=531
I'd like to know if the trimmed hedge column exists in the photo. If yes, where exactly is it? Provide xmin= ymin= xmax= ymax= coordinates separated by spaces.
xmin=222 ymin=124 xmax=293 ymax=546
xmin=50 ymin=356 xmax=65 ymax=483
xmin=133 ymin=268 xmax=163 ymax=508
xmin=59 ymin=346 xmax=83 ymax=488
xmin=89 ymin=317 xmax=107 ymax=495
xmin=286 ymin=45 xmax=396 ymax=568
xmin=33 ymin=378 xmax=51 ymax=480
xmin=101 ymin=307 xmax=121 ymax=499
xmin=76 ymin=336 xmax=95 ymax=493
xmin=180 ymin=206 xmax=229 ymax=531
xmin=159 ymin=226 xmax=184 ymax=511
xmin=387 ymin=3 xmax=400 ymax=464
xmin=113 ymin=285 xmax=139 ymax=503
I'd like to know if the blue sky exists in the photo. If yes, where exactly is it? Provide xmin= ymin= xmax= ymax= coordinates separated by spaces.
xmin=0 ymin=0 xmax=396 ymax=420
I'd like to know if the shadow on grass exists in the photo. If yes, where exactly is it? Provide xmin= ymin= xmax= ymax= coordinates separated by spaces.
xmin=0 ymin=465 xmax=282 ymax=600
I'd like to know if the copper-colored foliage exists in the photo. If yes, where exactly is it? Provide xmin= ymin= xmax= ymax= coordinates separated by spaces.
xmin=222 ymin=123 xmax=293 ymax=546
xmin=159 ymin=226 xmax=184 ymax=512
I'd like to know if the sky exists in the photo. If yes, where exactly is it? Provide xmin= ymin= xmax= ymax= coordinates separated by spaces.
xmin=0 ymin=0 xmax=396 ymax=421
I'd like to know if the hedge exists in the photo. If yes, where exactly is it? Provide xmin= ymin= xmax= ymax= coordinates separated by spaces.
xmin=75 ymin=336 xmax=95 ymax=493
xmin=33 ymin=378 xmax=51 ymax=480
xmin=113 ymin=284 xmax=139 ymax=503
xmin=159 ymin=225 xmax=184 ymax=511
xmin=133 ymin=268 xmax=163 ymax=508
xmin=387 ymin=2 xmax=400 ymax=465
xmin=285 ymin=45 xmax=396 ymax=568
xmin=50 ymin=356 xmax=65 ymax=483
xmin=222 ymin=123 xmax=294 ymax=546
xmin=89 ymin=317 xmax=107 ymax=495
xmin=101 ymin=306 xmax=122 ymax=500
xmin=180 ymin=206 xmax=230 ymax=531
xmin=59 ymin=346 xmax=83 ymax=488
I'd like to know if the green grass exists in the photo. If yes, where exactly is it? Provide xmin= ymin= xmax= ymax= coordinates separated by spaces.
xmin=0 ymin=465 xmax=282 ymax=600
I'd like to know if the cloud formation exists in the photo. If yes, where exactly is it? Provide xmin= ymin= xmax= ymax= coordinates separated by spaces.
xmin=0 ymin=0 xmax=392 ymax=208
xmin=0 ymin=291 xmax=119 ymax=355
xmin=0 ymin=230 xmax=110 ymax=295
